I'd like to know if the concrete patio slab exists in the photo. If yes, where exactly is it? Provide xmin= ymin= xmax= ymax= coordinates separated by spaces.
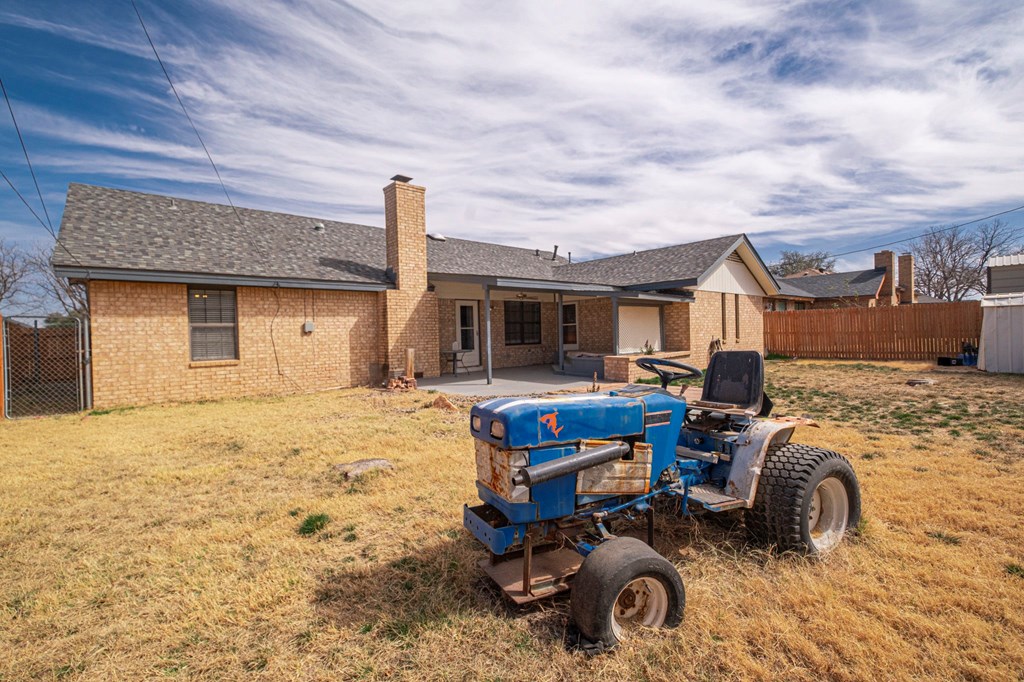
xmin=418 ymin=365 xmax=599 ymax=397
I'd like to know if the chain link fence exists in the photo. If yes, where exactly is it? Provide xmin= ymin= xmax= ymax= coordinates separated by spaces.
xmin=2 ymin=316 xmax=86 ymax=418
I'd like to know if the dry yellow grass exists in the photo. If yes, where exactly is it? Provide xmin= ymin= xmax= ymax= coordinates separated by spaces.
xmin=1 ymin=362 xmax=1023 ymax=681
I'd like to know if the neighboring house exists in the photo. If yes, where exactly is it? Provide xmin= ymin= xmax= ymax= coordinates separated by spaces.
xmin=52 ymin=177 xmax=780 ymax=409
xmin=767 ymin=251 xmax=916 ymax=310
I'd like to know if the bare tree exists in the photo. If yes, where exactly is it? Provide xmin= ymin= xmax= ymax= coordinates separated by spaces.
xmin=27 ymin=245 xmax=89 ymax=318
xmin=911 ymin=219 xmax=1024 ymax=301
xmin=769 ymin=249 xmax=837 ymax=277
xmin=0 ymin=239 xmax=29 ymax=311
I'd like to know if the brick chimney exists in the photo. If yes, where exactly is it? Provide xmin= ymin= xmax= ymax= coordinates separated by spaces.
xmin=874 ymin=250 xmax=897 ymax=306
xmin=898 ymin=253 xmax=915 ymax=304
xmin=380 ymin=175 xmax=440 ymax=381
xmin=383 ymin=175 xmax=428 ymax=291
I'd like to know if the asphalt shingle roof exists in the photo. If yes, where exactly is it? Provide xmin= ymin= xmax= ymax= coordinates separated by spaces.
xmin=553 ymin=234 xmax=744 ymax=287
xmin=778 ymin=269 xmax=885 ymax=299
xmin=54 ymin=184 xmax=758 ymax=291
xmin=54 ymin=184 xmax=566 ymax=285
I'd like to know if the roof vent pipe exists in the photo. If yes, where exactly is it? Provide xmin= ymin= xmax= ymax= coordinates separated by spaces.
xmin=552 ymin=245 xmax=559 ymax=260
xmin=568 ymin=251 xmax=572 ymax=264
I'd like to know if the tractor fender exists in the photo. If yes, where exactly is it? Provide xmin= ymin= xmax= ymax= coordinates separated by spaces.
xmin=724 ymin=417 xmax=819 ymax=506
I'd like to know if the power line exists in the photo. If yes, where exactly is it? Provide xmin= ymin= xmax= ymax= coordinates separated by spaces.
xmin=1 ymin=77 xmax=53 ymax=231
xmin=1 ymin=169 xmax=48 ymax=232
xmin=130 ymin=0 xmax=265 ymax=261
xmin=828 ymin=202 xmax=1024 ymax=259
xmin=0 ymin=80 xmax=88 ymax=270
xmin=2 ymin=168 xmax=89 ymax=269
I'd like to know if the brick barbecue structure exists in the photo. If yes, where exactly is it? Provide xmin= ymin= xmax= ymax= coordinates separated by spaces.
xmin=53 ymin=176 xmax=781 ymax=409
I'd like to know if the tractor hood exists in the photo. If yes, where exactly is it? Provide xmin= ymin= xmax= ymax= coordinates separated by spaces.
xmin=471 ymin=394 xmax=645 ymax=449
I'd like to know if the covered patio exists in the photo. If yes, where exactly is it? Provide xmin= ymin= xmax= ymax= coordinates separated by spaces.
xmin=432 ymin=275 xmax=695 ymax=386
xmin=418 ymin=365 xmax=603 ymax=396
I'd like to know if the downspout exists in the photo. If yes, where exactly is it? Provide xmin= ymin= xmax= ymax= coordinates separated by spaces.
xmin=557 ymin=292 xmax=565 ymax=372
xmin=484 ymin=284 xmax=493 ymax=385
xmin=611 ymin=295 xmax=620 ymax=355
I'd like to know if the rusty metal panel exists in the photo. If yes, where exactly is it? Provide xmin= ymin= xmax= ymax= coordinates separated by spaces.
xmin=480 ymin=547 xmax=583 ymax=604
xmin=475 ymin=440 xmax=529 ymax=502
xmin=575 ymin=439 xmax=652 ymax=495
xmin=724 ymin=417 xmax=818 ymax=504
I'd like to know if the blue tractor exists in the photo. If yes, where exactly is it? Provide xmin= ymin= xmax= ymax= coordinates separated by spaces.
xmin=463 ymin=351 xmax=861 ymax=650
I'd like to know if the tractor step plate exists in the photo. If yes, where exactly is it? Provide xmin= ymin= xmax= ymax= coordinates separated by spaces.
xmin=481 ymin=547 xmax=584 ymax=605
xmin=688 ymin=484 xmax=747 ymax=512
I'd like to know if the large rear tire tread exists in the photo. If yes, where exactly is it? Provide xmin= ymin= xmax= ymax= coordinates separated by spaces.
xmin=569 ymin=537 xmax=684 ymax=649
xmin=746 ymin=443 xmax=861 ymax=554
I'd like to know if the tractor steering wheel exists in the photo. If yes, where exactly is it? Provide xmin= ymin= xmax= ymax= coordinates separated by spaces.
xmin=635 ymin=357 xmax=704 ymax=390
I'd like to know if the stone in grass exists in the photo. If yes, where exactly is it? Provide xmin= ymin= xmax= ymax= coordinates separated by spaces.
xmin=334 ymin=458 xmax=394 ymax=481
xmin=906 ymin=378 xmax=935 ymax=386
xmin=431 ymin=394 xmax=458 ymax=411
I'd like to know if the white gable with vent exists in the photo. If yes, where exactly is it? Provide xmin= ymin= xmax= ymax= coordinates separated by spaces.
xmin=693 ymin=251 xmax=769 ymax=296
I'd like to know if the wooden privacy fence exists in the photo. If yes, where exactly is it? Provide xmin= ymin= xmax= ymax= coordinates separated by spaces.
xmin=764 ymin=301 xmax=982 ymax=361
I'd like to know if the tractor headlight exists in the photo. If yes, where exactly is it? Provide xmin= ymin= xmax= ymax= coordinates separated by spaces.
xmin=471 ymin=415 xmax=482 ymax=432
xmin=489 ymin=421 xmax=505 ymax=439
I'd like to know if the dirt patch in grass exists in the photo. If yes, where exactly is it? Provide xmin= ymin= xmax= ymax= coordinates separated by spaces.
xmin=1 ymin=363 xmax=1023 ymax=680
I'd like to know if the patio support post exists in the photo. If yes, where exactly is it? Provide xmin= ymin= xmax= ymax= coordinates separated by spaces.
xmin=484 ymin=284 xmax=493 ymax=384
xmin=611 ymin=295 xmax=620 ymax=354
xmin=659 ymin=305 xmax=666 ymax=351
xmin=557 ymin=292 xmax=564 ymax=372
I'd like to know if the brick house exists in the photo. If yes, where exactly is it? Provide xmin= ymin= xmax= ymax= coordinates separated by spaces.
xmin=52 ymin=176 xmax=780 ymax=409
xmin=766 ymin=250 xmax=918 ymax=310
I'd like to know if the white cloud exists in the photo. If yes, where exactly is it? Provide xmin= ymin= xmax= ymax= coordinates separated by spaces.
xmin=3 ymin=0 xmax=1024 ymax=260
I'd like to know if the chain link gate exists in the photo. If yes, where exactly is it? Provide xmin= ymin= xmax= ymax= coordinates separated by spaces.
xmin=2 ymin=316 xmax=89 ymax=418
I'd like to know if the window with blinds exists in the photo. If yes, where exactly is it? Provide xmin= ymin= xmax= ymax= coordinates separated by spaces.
xmin=188 ymin=287 xmax=238 ymax=361
xmin=504 ymin=301 xmax=541 ymax=345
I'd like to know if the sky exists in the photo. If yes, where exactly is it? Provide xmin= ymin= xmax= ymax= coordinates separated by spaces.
xmin=1 ymin=0 xmax=1023 ymax=284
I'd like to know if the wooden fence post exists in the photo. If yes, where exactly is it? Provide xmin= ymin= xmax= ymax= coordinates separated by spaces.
xmin=405 ymin=347 xmax=416 ymax=378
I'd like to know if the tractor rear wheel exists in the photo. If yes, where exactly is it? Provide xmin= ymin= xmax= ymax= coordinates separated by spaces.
xmin=570 ymin=537 xmax=684 ymax=649
xmin=747 ymin=443 xmax=861 ymax=554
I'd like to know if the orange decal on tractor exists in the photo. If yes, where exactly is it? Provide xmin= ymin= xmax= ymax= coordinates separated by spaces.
xmin=540 ymin=412 xmax=563 ymax=437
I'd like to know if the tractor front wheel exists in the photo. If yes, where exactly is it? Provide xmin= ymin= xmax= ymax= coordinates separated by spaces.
xmin=570 ymin=537 xmax=684 ymax=649
xmin=747 ymin=443 xmax=861 ymax=554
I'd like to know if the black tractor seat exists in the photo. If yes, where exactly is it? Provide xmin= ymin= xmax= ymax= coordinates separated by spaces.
xmin=687 ymin=350 xmax=772 ymax=418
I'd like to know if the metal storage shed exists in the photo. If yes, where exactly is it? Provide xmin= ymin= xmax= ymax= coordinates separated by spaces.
xmin=979 ymin=293 xmax=1024 ymax=374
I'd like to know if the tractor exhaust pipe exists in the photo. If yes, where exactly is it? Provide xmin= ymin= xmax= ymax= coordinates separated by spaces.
xmin=511 ymin=441 xmax=630 ymax=488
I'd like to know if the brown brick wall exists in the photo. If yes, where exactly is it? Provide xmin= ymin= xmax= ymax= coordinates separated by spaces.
xmin=577 ymin=298 xmax=613 ymax=353
xmin=688 ymin=290 xmax=764 ymax=367
xmin=382 ymin=289 xmax=440 ymax=378
xmin=663 ymin=302 xmax=691 ymax=352
xmin=88 ymin=281 xmax=382 ymax=409
xmin=438 ymin=299 xmax=456 ymax=368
